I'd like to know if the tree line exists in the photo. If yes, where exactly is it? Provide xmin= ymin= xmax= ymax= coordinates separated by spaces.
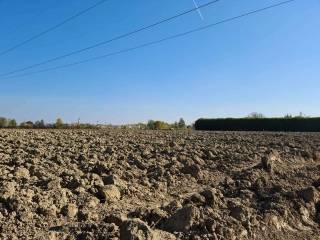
xmin=146 ymin=118 xmax=187 ymax=130
xmin=0 ymin=117 xmax=189 ymax=130
xmin=0 ymin=117 xmax=98 ymax=129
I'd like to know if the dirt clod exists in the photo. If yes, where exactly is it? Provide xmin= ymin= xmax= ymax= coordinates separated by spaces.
xmin=162 ymin=205 xmax=200 ymax=232
xmin=98 ymin=185 xmax=121 ymax=202
xmin=14 ymin=167 xmax=30 ymax=179
xmin=62 ymin=204 xmax=78 ymax=218
xmin=120 ymin=218 xmax=156 ymax=240
xmin=298 ymin=186 xmax=318 ymax=203
xmin=261 ymin=150 xmax=280 ymax=173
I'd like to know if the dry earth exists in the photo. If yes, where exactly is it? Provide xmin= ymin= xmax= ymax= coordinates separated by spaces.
xmin=0 ymin=129 xmax=320 ymax=240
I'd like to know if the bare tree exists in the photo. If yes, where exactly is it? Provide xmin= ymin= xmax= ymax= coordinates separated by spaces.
xmin=247 ymin=112 xmax=265 ymax=119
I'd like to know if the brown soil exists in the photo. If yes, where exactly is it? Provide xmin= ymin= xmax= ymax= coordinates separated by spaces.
xmin=0 ymin=129 xmax=320 ymax=239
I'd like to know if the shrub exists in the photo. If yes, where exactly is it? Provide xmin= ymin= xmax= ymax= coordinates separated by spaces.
xmin=55 ymin=118 xmax=64 ymax=129
xmin=154 ymin=121 xmax=170 ymax=130
xmin=8 ymin=119 xmax=17 ymax=128
xmin=20 ymin=121 xmax=34 ymax=129
xmin=0 ymin=117 xmax=8 ymax=128
xmin=178 ymin=118 xmax=186 ymax=129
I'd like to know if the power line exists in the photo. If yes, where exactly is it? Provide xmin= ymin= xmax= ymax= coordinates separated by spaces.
xmin=0 ymin=0 xmax=110 ymax=57
xmin=0 ymin=0 xmax=220 ymax=77
xmin=0 ymin=0 xmax=297 ymax=81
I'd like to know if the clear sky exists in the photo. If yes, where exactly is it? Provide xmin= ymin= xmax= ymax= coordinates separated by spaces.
xmin=0 ymin=0 xmax=319 ymax=124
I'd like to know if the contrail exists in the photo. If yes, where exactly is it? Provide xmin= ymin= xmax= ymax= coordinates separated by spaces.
xmin=192 ymin=0 xmax=204 ymax=20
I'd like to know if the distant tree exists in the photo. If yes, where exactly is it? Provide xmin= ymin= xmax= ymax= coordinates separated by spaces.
xmin=26 ymin=121 xmax=34 ymax=126
xmin=247 ymin=112 xmax=265 ymax=119
xmin=20 ymin=121 xmax=34 ymax=128
xmin=40 ymin=119 xmax=45 ymax=127
xmin=154 ymin=121 xmax=162 ymax=130
xmin=35 ymin=119 xmax=45 ymax=128
xmin=154 ymin=121 xmax=161 ymax=130
xmin=178 ymin=118 xmax=186 ymax=129
xmin=147 ymin=120 xmax=155 ymax=130
xmin=8 ymin=119 xmax=17 ymax=128
xmin=55 ymin=118 xmax=64 ymax=129
xmin=154 ymin=121 xmax=170 ymax=130
xmin=295 ymin=112 xmax=308 ymax=119
xmin=137 ymin=123 xmax=147 ymax=130
xmin=284 ymin=114 xmax=293 ymax=119
xmin=0 ymin=117 xmax=8 ymax=128
xmin=172 ymin=121 xmax=179 ymax=129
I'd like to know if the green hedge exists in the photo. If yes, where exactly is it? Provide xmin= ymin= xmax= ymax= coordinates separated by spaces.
xmin=194 ymin=118 xmax=320 ymax=132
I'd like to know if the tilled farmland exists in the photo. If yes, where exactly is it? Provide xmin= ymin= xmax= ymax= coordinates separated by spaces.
xmin=0 ymin=130 xmax=319 ymax=240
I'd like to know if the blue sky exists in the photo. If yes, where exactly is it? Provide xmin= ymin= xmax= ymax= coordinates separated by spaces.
xmin=0 ymin=0 xmax=319 ymax=124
